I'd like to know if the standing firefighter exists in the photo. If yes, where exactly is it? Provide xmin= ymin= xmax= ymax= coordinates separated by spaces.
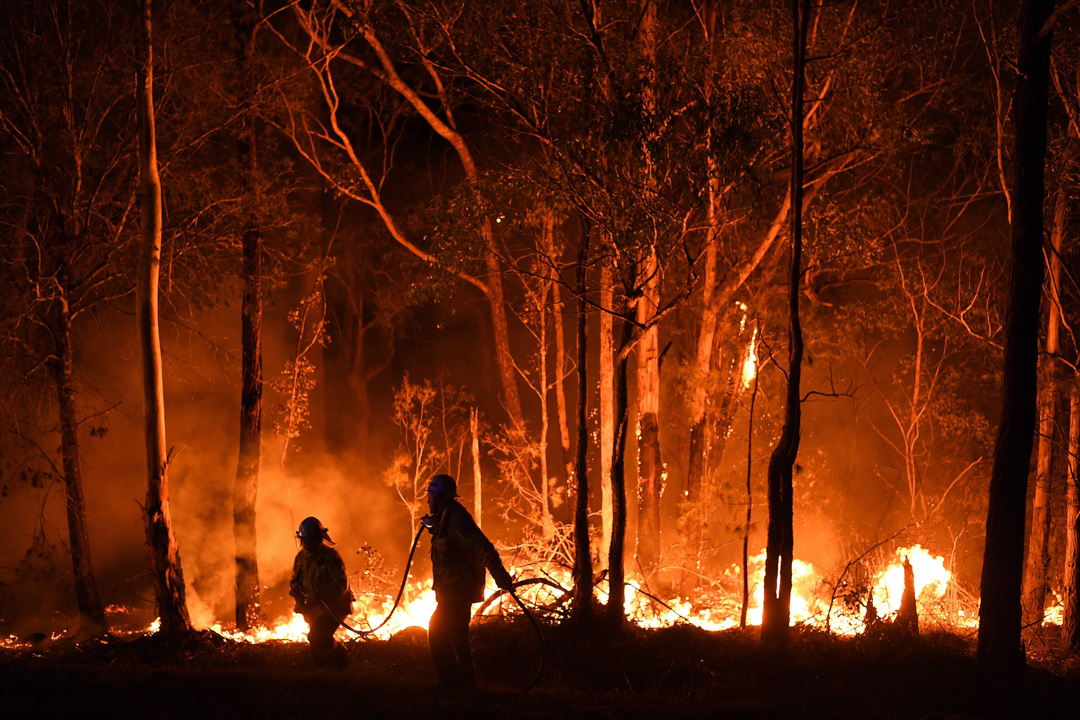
xmin=289 ymin=516 xmax=353 ymax=669
xmin=423 ymin=473 xmax=514 ymax=690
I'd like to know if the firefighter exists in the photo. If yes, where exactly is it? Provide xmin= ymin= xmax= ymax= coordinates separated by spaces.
xmin=289 ymin=516 xmax=353 ymax=669
xmin=423 ymin=473 xmax=514 ymax=690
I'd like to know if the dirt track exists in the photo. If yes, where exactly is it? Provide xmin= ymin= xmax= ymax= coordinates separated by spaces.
xmin=2 ymin=623 xmax=1077 ymax=719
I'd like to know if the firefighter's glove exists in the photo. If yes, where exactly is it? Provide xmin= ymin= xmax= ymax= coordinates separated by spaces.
xmin=420 ymin=515 xmax=435 ymax=534
xmin=492 ymin=566 xmax=514 ymax=593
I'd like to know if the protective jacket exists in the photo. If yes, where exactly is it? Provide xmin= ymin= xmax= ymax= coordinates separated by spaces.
xmin=429 ymin=500 xmax=511 ymax=603
xmin=290 ymin=543 xmax=353 ymax=619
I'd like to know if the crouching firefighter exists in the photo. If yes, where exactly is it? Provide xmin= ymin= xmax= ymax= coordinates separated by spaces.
xmin=423 ymin=474 xmax=514 ymax=690
xmin=289 ymin=516 xmax=354 ymax=669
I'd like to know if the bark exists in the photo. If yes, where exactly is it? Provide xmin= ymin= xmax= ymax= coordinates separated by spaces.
xmin=1021 ymin=190 xmax=1065 ymax=627
xmin=137 ymin=0 xmax=191 ymax=634
xmin=51 ymin=297 xmax=107 ymax=638
xmin=471 ymin=408 xmax=482 ymax=527
xmin=544 ymin=211 xmax=573 ymax=524
xmin=634 ymin=0 xmax=663 ymax=582
xmin=539 ymin=274 xmax=554 ymax=541
xmin=233 ymin=0 xmax=263 ymax=632
xmin=608 ymin=308 xmax=634 ymax=627
xmin=599 ymin=264 xmax=615 ymax=569
xmin=977 ymin=0 xmax=1055 ymax=683
xmin=741 ymin=366 xmax=759 ymax=629
xmin=635 ymin=246 xmax=662 ymax=580
xmin=762 ymin=0 xmax=811 ymax=649
xmin=1063 ymin=382 xmax=1080 ymax=653
xmin=572 ymin=213 xmax=592 ymax=623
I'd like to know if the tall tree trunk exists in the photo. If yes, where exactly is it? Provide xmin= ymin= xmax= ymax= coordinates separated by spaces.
xmin=1021 ymin=190 xmax=1065 ymax=627
xmin=232 ymin=0 xmax=263 ymax=632
xmin=634 ymin=0 xmax=663 ymax=583
xmin=977 ymin=0 xmax=1055 ymax=683
xmin=686 ymin=0 xmax=722 ymax=567
xmin=471 ymin=408 xmax=482 ymax=527
xmin=608 ymin=307 xmax=634 ymax=628
xmin=51 ymin=296 xmax=107 ymax=638
xmin=741 ymin=364 xmax=758 ymax=629
xmin=762 ymin=0 xmax=811 ymax=649
xmin=572 ymin=213 xmax=592 ymax=623
xmin=544 ymin=210 xmax=573 ymax=524
xmin=599 ymin=264 xmax=615 ymax=570
xmin=635 ymin=246 xmax=662 ymax=581
xmin=1061 ymin=381 xmax=1079 ymax=653
xmin=539 ymin=275 xmax=554 ymax=541
xmin=137 ymin=0 xmax=191 ymax=634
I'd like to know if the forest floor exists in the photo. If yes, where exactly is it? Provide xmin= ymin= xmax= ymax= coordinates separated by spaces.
xmin=1 ymin=620 xmax=1078 ymax=720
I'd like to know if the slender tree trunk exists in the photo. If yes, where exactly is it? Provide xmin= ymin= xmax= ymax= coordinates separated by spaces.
xmin=1022 ymin=190 xmax=1065 ymax=627
xmin=233 ymin=1 xmax=263 ymax=632
xmin=635 ymin=246 xmax=662 ymax=581
xmin=471 ymin=407 xmax=482 ymax=527
xmin=544 ymin=211 xmax=573 ymax=524
xmin=977 ymin=0 xmax=1055 ymax=683
xmin=1061 ymin=381 xmax=1079 ymax=652
xmin=51 ymin=297 xmax=107 ymax=638
xmin=741 ymin=364 xmax=758 ymax=629
xmin=599 ymin=264 xmax=615 ymax=570
xmin=635 ymin=0 xmax=663 ymax=583
xmin=762 ymin=0 xmax=811 ymax=649
xmin=539 ymin=276 xmax=554 ymax=541
xmin=137 ymin=0 xmax=191 ymax=634
xmin=608 ymin=308 xmax=634 ymax=628
xmin=572 ymin=214 xmax=592 ymax=623
xmin=686 ymin=0 xmax=721 ymax=565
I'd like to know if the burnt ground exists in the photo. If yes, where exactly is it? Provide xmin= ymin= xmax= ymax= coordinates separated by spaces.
xmin=1 ymin=621 xmax=1078 ymax=720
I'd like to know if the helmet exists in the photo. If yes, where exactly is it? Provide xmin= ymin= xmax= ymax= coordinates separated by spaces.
xmin=296 ymin=516 xmax=334 ymax=545
xmin=426 ymin=474 xmax=458 ymax=499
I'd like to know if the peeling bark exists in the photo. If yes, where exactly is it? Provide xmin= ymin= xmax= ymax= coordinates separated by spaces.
xmin=137 ymin=0 xmax=191 ymax=634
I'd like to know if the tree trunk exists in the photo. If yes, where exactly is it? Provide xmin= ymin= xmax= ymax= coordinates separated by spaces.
xmin=741 ymin=364 xmax=759 ymax=629
xmin=599 ymin=264 xmax=615 ymax=570
xmin=137 ymin=0 xmax=191 ymax=634
xmin=608 ymin=308 xmax=634 ymax=628
xmin=471 ymin=408 xmax=482 ymax=527
xmin=232 ymin=0 xmax=263 ymax=632
xmin=762 ymin=0 xmax=811 ymax=649
xmin=539 ymin=274 xmax=554 ymax=541
xmin=51 ymin=297 xmax=107 ymax=638
xmin=686 ymin=0 xmax=722 ymax=564
xmin=634 ymin=0 xmax=662 ymax=583
xmin=1021 ymin=190 xmax=1065 ymax=627
xmin=1063 ymin=381 xmax=1080 ymax=653
xmin=572 ymin=214 xmax=592 ymax=623
xmin=977 ymin=0 xmax=1055 ymax=683
xmin=635 ymin=246 xmax=662 ymax=581
xmin=544 ymin=210 xmax=573 ymax=524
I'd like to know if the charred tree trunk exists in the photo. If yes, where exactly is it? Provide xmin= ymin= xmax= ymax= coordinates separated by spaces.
xmin=572 ymin=214 xmax=593 ymax=623
xmin=137 ymin=0 xmax=191 ymax=634
xmin=1022 ymin=190 xmax=1065 ymax=627
xmin=741 ymin=364 xmax=758 ymax=629
xmin=471 ymin=408 xmax=482 ymax=527
xmin=51 ymin=296 xmax=107 ymax=638
xmin=232 ymin=1 xmax=264 ymax=632
xmin=977 ymin=0 xmax=1055 ymax=683
xmin=762 ymin=0 xmax=811 ymax=650
xmin=1063 ymin=381 xmax=1080 ymax=653
xmin=599 ymin=265 xmax=615 ymax=570
xmin=608 ymin=307 xmax=634 ymax=628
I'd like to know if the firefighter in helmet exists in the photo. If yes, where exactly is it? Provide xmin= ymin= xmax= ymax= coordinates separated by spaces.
xmin=289 ymin=516 xmax=353 ymax=669
xmin=422 ymin=473 xmax=514 ymax=689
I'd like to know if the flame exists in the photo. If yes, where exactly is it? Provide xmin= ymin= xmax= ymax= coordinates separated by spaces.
xmin=112 ymin=545 xmax=986 ymax=644
xmin=741 ymin=329 xmax=758 ymax=389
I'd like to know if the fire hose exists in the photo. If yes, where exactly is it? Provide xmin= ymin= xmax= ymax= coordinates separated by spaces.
xmin=323 ymin=522 xmax=546 ymax=692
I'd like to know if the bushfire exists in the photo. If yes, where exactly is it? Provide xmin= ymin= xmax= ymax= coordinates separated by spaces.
xmin=66 ymin=545 xmax=1058 ymax=647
